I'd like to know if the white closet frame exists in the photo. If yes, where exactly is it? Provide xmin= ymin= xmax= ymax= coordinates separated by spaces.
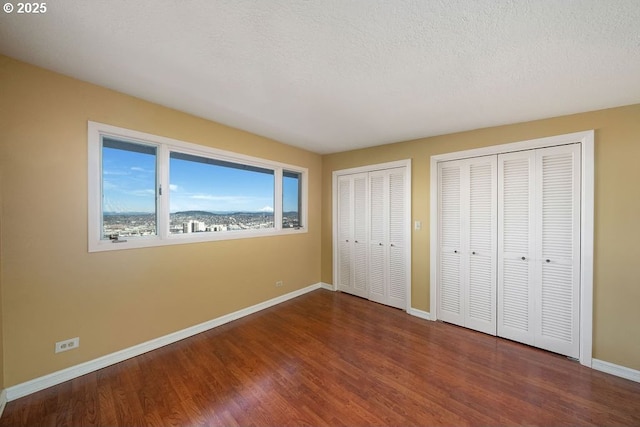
xmin=332 ymin=159 xmax=412 ymax=311
xmin=429 ymin=131 xmax=594 ymax=367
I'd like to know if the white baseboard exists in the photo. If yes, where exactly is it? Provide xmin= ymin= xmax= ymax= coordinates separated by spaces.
xmin=320 ymin=282 xmax=335 ymax=291
xmin=0 ymin=389 xmax=7 ymax=418
xmin=592 ymin=359 xmax=640 ymax=383
xmin=407 ymin=307 xmax=431 ymax=320
xmin=6 ymin=282 xmax=323 ymax=401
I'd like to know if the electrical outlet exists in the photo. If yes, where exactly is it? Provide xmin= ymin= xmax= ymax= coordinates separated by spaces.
xmin=55 ymin=337 xmax=79 ymax=353
xmin=275 ymin=280 xmax=283 ymax=287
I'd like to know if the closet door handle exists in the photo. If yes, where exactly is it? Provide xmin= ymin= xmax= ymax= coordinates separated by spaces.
xmin=521 ymin=256 xmax=526 ymax=261
xmin=346 ymin=239 xmax=349 ymax=242
xmin=546 ymin=259 xmax=551 ymax=263
xmin=472 ymin=251 xmax=476 ymax=255
xmin=454 ymin=250 xmax=458 ymax=254
xmin=355 ymin=240 xmax=358 ymax=243
xmin=379 ymin=242 xmax=383 ymax=246
xmin=390 ymin=243 xmax=395 ymax=247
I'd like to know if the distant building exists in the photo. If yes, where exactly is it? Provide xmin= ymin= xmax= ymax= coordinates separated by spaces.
xmin=183 ymin=220 xmax=206 ymax=233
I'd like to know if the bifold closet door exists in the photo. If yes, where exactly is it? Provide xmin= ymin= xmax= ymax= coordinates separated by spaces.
xmin=368 ymin=167 xmax=407 ymax=309
xmin=438 ymin=156 xmax=497 ymax=335
xmin=336 ymin=173 xmax=368 ymax=299
xmin=498 ymin=144 xmax=581 ymax=358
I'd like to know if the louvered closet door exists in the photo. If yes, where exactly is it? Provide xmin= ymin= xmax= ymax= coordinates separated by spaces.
xmin=498 ymin=144 xmax=580 ymax=358
xmin=368 ymin=171 xmax=387 ymax=305
xmin=368 ymin=168 xmax=407 ymax=309
xmin=387 ymin=168 xmax=407 ymax=309
xmin=535 ymin=144 xmax=581 ymax=358
xmin=336 ymin=174 xmax=368 ymax=298
xmin=337 ymin=176 xmax=353 ymax=294
xmin=438 ymin=161 xmax=464 ymax=325
xmin=438 ymin=157 xmax=496 ymax=332
xmin=466 ymin=157 xmax=497 ymax=335
xmin=497 ymin=151 xmax=536 ymax=345
xmin=351 ymin=175 xmax=369 ymax=298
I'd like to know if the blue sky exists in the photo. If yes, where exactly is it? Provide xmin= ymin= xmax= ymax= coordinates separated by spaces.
xmin=102 ymin=146 xmax=156 ymax=213
xmin=102 ymin=145 xmax=299 ymax=213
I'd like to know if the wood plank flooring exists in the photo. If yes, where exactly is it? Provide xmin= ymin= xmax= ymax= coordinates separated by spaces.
xmin=2 ymin=289 xmax=639 ymax=426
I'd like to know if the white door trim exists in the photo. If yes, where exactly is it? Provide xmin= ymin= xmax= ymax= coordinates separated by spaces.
xmin=430 ymin=130 xmax=594 ymax=367
xmin=333 ymin=159 xmax=412 ymax=311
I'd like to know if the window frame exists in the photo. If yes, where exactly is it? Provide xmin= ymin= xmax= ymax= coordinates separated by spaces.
xmin=282 ymin=169 xmax=303 ymax=229
xmin=88 ymin=121 xmax=308 ymax=252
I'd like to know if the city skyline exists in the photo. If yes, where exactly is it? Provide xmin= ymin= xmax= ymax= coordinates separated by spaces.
xmin=102 ymin=210 xmax=300 ymax=240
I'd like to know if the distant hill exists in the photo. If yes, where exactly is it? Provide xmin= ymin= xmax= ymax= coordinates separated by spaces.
xmin=103 ymin=211 xmax=154 ymax=216
xmin=105 ymin=210 xmax=291 ymax=216
xmin=171 ymin=210 xmax=218 ymax=216
xmin=171 ymin=210 xmax=276 ymax=216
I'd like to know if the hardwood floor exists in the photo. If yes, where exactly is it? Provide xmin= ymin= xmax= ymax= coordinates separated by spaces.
xmin=2 ymin=289 xmax=639 ymax=426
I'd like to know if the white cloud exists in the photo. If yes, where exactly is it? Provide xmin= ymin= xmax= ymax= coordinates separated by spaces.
xmin=169 ymin=184 xmax=179 ymax=191
xmin=103 ymin=170 xmax=129 ymax=176
xmin=259 ymin=205 xmax=274 ymax=212
xmin=130 ymin=166 xmax=153 ymax=173
xmin=191 ymin=194 xmax=249 ymax=202
xmin=129 ymin=189 xmax=156 ymax=197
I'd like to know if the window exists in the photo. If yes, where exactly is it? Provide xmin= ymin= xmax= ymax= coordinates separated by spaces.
xmin=88 ymin=122 xmax=307 ymax=252
xmin=101 ymin=138 xmax=158 ymax=240
xmin=169 ymin=152 xmax=275 ymax=234
xmin=283 ymin=170 xmax=302 ymax=229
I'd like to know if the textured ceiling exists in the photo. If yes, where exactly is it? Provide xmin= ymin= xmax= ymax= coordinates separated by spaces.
xmin=1 ymin=1 xmax=640 ymax=154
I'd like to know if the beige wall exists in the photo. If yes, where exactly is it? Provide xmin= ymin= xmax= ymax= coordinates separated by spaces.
xmin=322 ymin=104 xmax=640 ymax=371
xmin=0 ymin=56 xmax=322 ymax=387
xmin=0 ymin=169 xmax=4 ymax=389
